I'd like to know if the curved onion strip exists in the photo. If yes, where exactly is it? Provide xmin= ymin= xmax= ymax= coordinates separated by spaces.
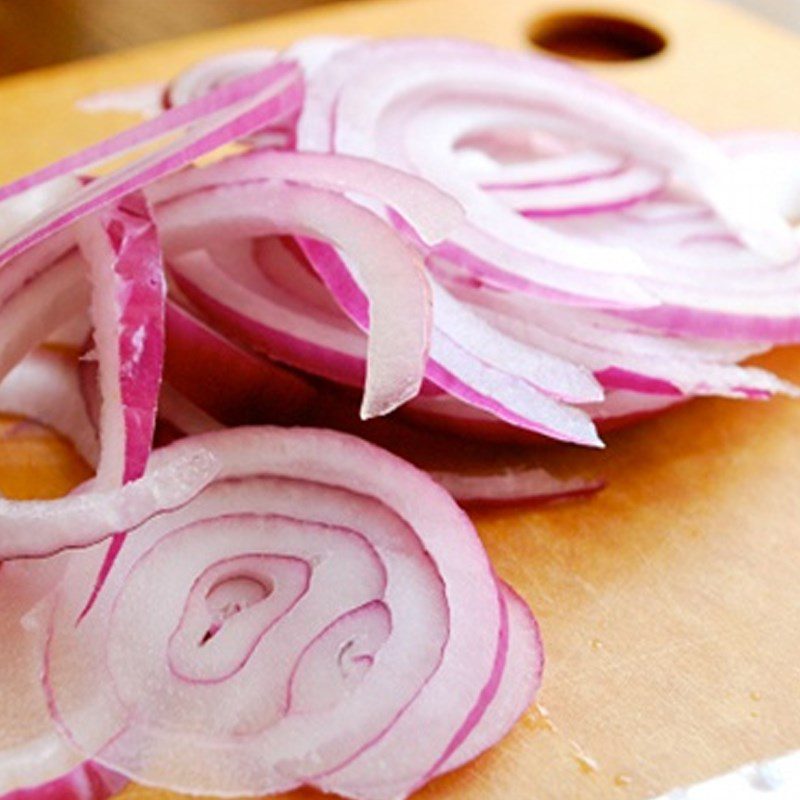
xmin=41 ymin=427 xmax=512 ymax=799
xmin=295 ymin=239 xmax=601 ymax=444
xmin=494 ymin=161 xmax=664 ymax=217
xmin=170 ymin=250 xmax=369 ymax=388
xmin=156 ymin=182 xmax=432 ymax=418
xmin=0 ymin=61 xmax=302 ymax=267
xmin=165 ymin=49 xmax=279 ymax=108
xmin=0 ymin=252 xmax=89 ymax=387
xmin=0 ymin=349 xmax=99 ymax=467
xmin=77 ymin=193 xmax=165 ymax=487
xmin=431 ymin=466 xmax=604 ymax=509
xmin=474 ymin=148 xmax=627 ymax=188
xmin=0 ymin=441 xmax=218 ymax=560
xmin=434 ymin=583 xmax=541 ymax=775
xmin=148 ymin=150 xmax=464 ymax=246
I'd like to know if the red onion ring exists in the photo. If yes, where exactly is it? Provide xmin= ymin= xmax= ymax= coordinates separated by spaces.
xmin=39 ymin=427 xmax=528 ymax=799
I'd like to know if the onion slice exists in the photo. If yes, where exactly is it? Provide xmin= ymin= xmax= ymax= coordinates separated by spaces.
xmin=0 ymin=61 xmax=303 ymax=266
xmin=157 ymin=182 xmax=432 ymax=417
xmin=0 ymin=441 xmax=218 ymax=560
xmin=0 ymin=556 xmax=82 ymax=795
xmin=432 ymin=466 xmax=604 ymax=509
xmin=77 ymin=192 xmax=165 ymax=487
xmin=40 ymin=427 xmax=526 ymax=799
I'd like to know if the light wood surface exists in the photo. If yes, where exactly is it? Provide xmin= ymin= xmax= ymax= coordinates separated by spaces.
xmin=1 ymin=1 xmax=799 ymax=798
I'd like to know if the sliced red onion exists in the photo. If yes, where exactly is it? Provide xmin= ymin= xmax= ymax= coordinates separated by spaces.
xmin=0 ymin=440 xmax=218 ymax=560
xmin=76 ymin=192 xmax=165 ymax=486
xmin=156 ymin=182 xmax=432 ymax=417
xmin=432 ymin=465 xmax=604 ymax=508
xmin=40 ymin=427 xmax=524 ymax=799
xmin=292 ymin=239 xmax=602 ymax=444
xmin=0 ymin=555 xmax=83 ymax=795
xmin=2 ymin=762 xmax=126 ymax=800
xmin=434 ymin=583 xmax=541 ymax=775
xmin=296 ymin=37 xmax=800 ymax=342
xmin=0 ymin=60 xmax=303 ymax=267
xmin=297 ymin=38 xmax=795 ymax=300
xmin=721 ymin=130 xmax=800 ymax=222
xmin=165 ymin=300 xmax=317 ymax=426
xmin=76 ymin=84 xmax=165 ymax=117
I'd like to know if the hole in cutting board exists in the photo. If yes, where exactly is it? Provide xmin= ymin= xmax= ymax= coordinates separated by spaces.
xmin=529 ymin=11 xmax=666 ymax=62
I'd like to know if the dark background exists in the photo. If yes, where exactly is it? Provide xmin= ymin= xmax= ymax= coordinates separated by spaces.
xmin=0 ymin=0 xmax=346 ymax=76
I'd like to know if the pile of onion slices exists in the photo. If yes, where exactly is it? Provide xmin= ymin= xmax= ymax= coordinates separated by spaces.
xmin=1 ymin=33 xmax=800 ymax=800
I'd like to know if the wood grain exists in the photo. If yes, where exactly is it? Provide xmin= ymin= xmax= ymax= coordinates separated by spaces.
xmin=1 ymin=1 xmax=799 ymax=799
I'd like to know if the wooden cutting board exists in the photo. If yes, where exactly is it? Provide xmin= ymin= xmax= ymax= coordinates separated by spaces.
xmin=2 ymin=0 xmax=800 ymax=798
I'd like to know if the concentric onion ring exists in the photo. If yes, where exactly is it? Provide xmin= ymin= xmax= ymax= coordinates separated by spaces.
xmin=39 ymin=427 xmax=538 ymax=800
